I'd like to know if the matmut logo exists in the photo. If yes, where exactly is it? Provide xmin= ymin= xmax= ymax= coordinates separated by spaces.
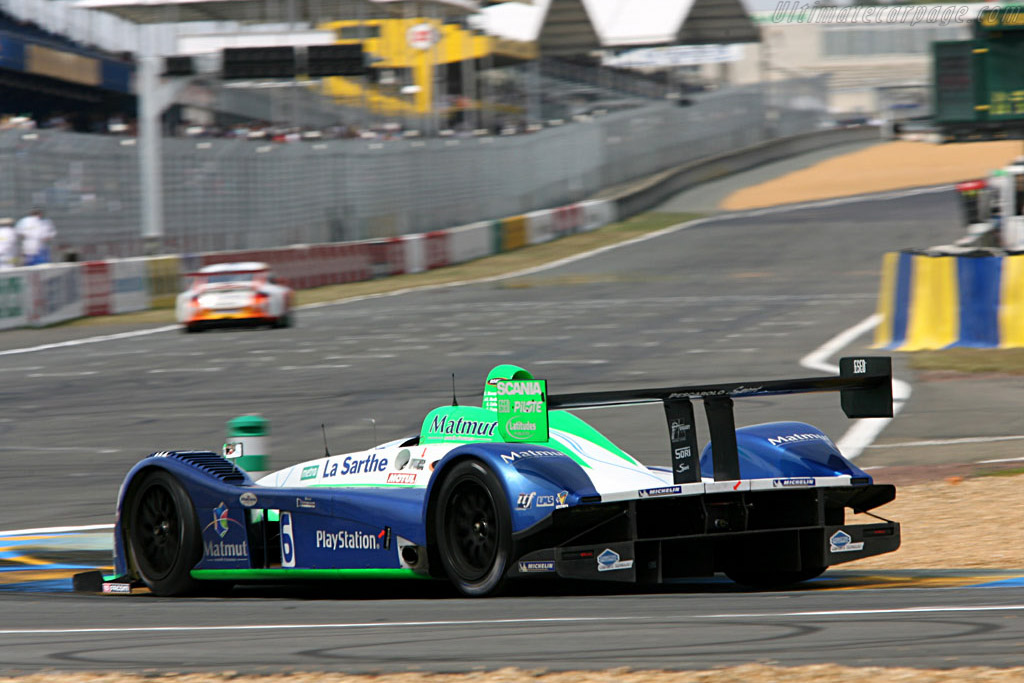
xmin=500 ymin=449 xmax=561 ymax=464
xmin=429 ymin=415 xmax=497 ymax=438
xmin=768 ymin=433 xmax=829 ymax=447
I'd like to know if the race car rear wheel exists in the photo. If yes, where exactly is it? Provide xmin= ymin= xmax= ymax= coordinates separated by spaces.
xmin=435 ymin=460 xmax=512 ymax=597
xmin=725 ymin=566 xmax=827 ymax=589
xmin=126 ymin=470 xmax=203 ymax=596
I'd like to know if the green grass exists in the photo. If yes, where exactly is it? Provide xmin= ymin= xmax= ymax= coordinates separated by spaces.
xmin=908 ymin=348 xmax=1024 ymax=375
xmin=976 ymin=466 xmax=1024 ymax=478
xmin=602 ymin=211 xmax=699 ymax=233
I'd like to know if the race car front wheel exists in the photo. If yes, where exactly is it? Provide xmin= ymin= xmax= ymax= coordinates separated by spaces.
xmin=435 ymin=460 xmax=512 ymax=597
xmin=126 ymin=470 xmax=203 ymax=596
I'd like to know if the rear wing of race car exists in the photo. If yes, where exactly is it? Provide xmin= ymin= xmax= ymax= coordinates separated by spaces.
xmin=534 ymin=356 xmax=893 ymax=484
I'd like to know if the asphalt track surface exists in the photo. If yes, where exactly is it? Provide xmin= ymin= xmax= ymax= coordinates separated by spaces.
xmin=1 ymin=186 xmax=1023 ymax=673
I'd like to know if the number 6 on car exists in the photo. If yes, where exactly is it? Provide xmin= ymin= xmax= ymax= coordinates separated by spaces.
xmin=280 ymin=512 xmax=295 ymax=568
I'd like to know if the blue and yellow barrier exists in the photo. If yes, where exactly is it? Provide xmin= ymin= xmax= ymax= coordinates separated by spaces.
xmin=875 ymin=251 xmax=1024 ymax=350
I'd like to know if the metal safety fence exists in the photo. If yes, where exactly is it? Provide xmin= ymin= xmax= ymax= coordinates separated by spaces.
xmin=0 ymin=77 xmax=828 ymax=260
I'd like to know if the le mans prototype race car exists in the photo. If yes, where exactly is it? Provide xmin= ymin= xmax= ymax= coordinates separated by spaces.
xmin=78 ymin=357 xmax=900 ymax=597
xmin=175 ymin=261 xmax=294 ymax=333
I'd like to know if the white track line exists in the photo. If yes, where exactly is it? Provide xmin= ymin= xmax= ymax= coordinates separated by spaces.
xmin=0 ymin=523 xmax=114 ymax=538
xmin=0 ymin=616 xmax=638 ymax=636
xmin=696 ymin=604 xmax=1024 ymax=619
xmin=0 ymin=325 xmax=179 ymax=357
xmin=867 ymin=436 xmax=1024 ymax=450
xmin=0 ymin=604 xmax=1021 ymax=636
xmin=799 ymin=313 xmax=912 ymax=460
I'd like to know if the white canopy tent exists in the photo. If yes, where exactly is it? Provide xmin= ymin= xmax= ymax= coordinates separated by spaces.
xmin=480 ymin=0 xmax=759 ymax=55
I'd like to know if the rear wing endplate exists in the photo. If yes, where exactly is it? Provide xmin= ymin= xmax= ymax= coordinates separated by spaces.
xmin=546 ymin=356 xmax=893 ymax=483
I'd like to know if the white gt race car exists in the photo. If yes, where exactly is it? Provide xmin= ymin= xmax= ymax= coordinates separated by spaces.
xmin=176 ymin=262 xmax=294 ymax=333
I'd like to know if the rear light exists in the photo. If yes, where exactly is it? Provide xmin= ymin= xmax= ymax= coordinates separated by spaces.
xmin=956 ymin=179 xmax=986 ymax=192
xmin=253 ymin=291 xmax=269 ymax=308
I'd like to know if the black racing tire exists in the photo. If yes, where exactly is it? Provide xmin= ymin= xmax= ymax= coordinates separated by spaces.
xmin=183 ymin=323 xmax=201 ymax=334
xmin=724 ymin=566 xmax=827 ymax=589
xmin=434 ymin=460 xmax=513 ymax=597
xmin=126 ymin=470 xmax=203 ymax=596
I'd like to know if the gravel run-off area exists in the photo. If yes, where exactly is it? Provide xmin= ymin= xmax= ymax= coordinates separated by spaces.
xmin=720 ymin=139 xmax=1024 ymax=210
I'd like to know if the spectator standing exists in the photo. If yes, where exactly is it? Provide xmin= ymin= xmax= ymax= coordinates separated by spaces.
xmin=0 ymin=217 xmax=17 ymax=269
xmin=16 ymin=208 xmax=56 ymax=265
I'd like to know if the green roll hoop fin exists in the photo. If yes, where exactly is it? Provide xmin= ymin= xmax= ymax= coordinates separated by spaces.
xmin=482 ymin=364 xmax=534 ymax=412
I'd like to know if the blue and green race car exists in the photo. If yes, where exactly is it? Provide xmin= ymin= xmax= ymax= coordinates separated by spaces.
xmin=77 ymin=357 xmax=900 ymax=597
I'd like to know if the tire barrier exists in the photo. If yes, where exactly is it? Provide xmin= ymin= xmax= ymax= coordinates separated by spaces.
xmin=0 ymin=259 xmax=153 ymax=330
xmin=0 ymin=271 xmax=28 ymax=331
xmin=874 ymin=250 xmax=1024 ymax=349
xmin=446 ymin=221 xmax=492 ymax=265
xmin=145 ymin=256 xmax=184 ymax=309
xmin=26 ymin=264 xmax=84 ymax=327
xmin=111 ymin=259 xmax=151 ymax=314
xmin=498 ymin=215 xmax=528 ymax=252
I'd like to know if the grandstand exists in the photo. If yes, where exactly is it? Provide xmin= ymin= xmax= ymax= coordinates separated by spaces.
xmin=0 ymin=0 xmax=787 ymax=260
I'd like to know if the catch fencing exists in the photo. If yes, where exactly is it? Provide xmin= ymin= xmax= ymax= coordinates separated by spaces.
xmin=0 ymin=77 xmax=827 ymax=260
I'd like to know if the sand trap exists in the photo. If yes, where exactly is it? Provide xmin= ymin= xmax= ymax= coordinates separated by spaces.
xmin=720 ymin=139 xmax=1024 ymax=210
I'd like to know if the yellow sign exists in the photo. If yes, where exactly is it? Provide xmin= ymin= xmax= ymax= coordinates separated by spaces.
xmin=26 ymin=45 xmax=100 ymax=86
xmin=978 ymin=8 xmax=1024 ymax=30
xmin=989 ymin=90 xmax=1024 ymax=116
xmin=145 ymin=256 xmax=183 ymax=309
xmin=500 ymin=216 xmax=527 ymax=252
xmin=318 ymin=17 xmax=536 ymax=115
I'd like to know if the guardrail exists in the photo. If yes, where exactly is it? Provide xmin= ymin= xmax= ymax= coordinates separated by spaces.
xmin=0 ymin=126 xmax=865 ymax=332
